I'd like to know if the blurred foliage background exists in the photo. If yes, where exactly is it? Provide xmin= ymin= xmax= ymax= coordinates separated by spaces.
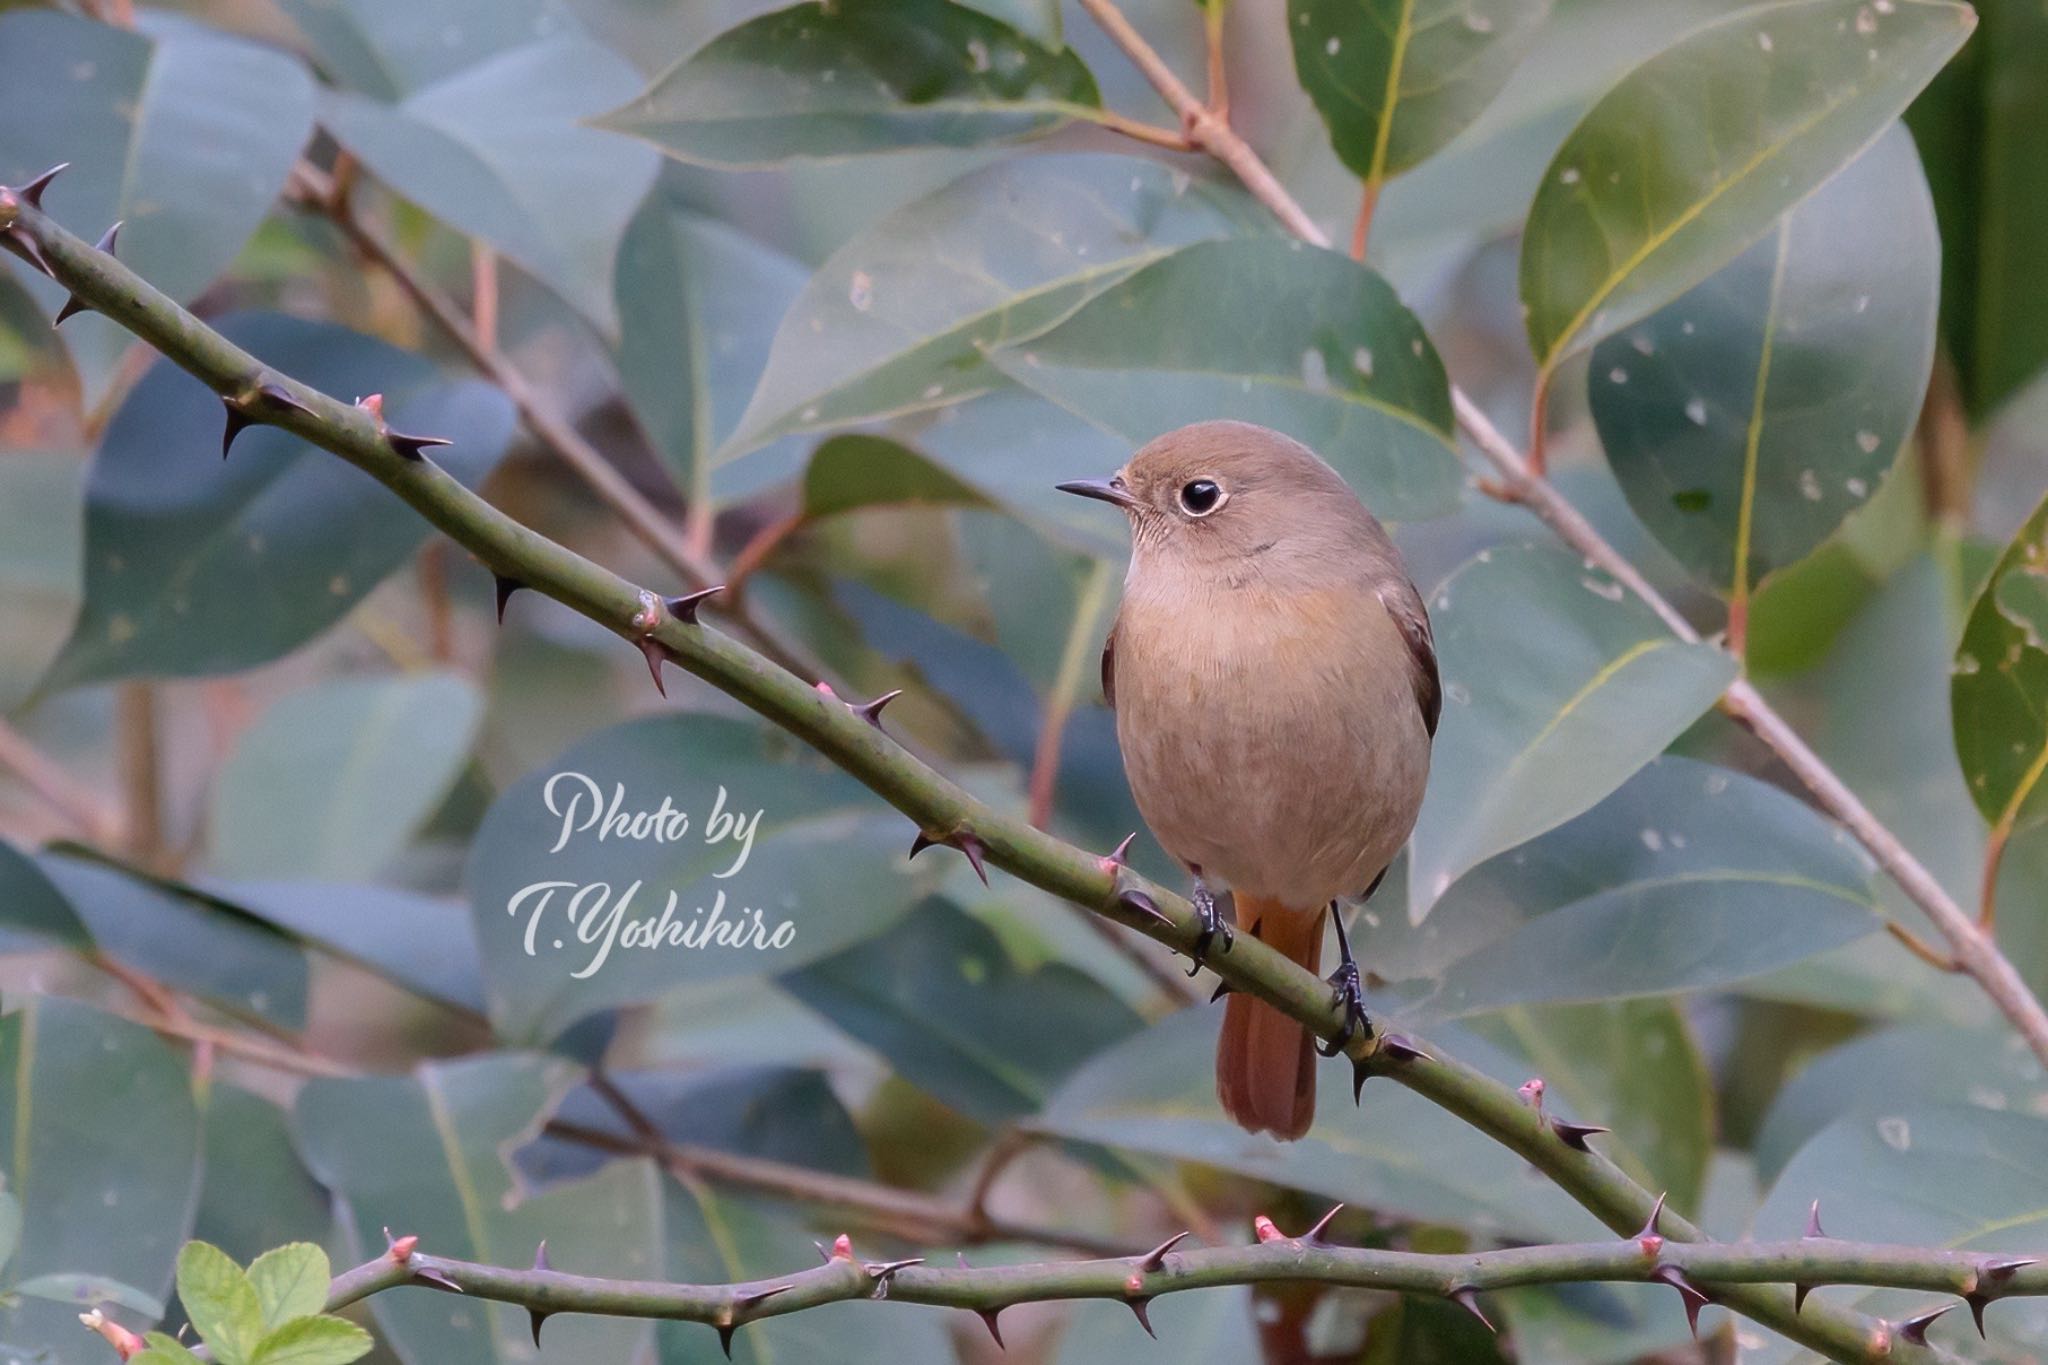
xmin=1 ymin=0 xmax=2047 ymax=1361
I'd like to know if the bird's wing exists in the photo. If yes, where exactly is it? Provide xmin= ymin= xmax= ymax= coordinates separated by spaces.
xmin=1377 ymin=579 xmax=1440 ymax=737
xmin=1100 ymin=615 xmax=1117 ymax=709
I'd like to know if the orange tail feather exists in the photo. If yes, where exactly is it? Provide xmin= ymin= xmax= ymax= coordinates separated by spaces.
xmin=1216 ymin=894 xmax=1323 ymax=1141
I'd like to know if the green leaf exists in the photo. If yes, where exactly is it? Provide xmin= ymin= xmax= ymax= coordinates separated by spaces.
xmin=801 ymin=435 xmax=991 ymax=518
xmin=207 ymin=672 xmax=484 ymax=881
xmin=0 ymin=1192 xmax=18 ymax=1274
xmin=993 ymin=237 xmax=1461 ymax=521
xmin=1054 ymin=1287 xmax=1262 ymax=1363
xmin=1475 ymin=1000 xmax=1713 ymax=1216
xmin=1905 ymin=3 xmax=2048 ymax=416
xmin=1036 ymin=1009 xmax=1608 ymax=1241
xmin=784 ymin=897 xmax=1143 ymax=1121
xmin=1589 ymin=125 xmax=1938 ymax=601
xmin=1405 ymin=543 xmax=1737 ymax=921
xmin=0 ymin=453 xmax=83 ymax=710
xmin=245 ymin=1244 xmax=330 ymax=1332
xmin=248 ymin=1315 xmax=371 ymax=1365
xmin=596 ymin=0 xmax=1099 ymax=168
xmin=192 ymin=1088 xmax=334 ymax=1269
xmin=201 ymin=883 xmax=486 ymax=1015
xmin=1954 ymin=493 xmax=2048 ymax=833
xmin=1519 ymin=0 xmax=1974 ymax=373
xmin=0 ymin=11 xmax=315 ymax=406
xmin=1376 ymin=757 xmax=1879 ymax=1015
xmin=720 ymin=154 xmax=1264 ymax=456
xmin=1288 ymin=0 xmax=1551 ymax=185
xmin=40 ymin=314 xmax=515 ymax=692
xmin=294 ymin=1055 xmax=662 ymax=1365
xmin=299 ymin=13 xmax=659 ymax=334
xmin=1757 ymin=1106 xmax=2048 ymax=1349
xmin=465 ymin=714 xmax=916 ymax=1043
xmin=35 ymin=853 xmax=308 ymax=1029
xmin=0 ymin=838 xmax=91 ymax=952
xmin=1754 ymin=1023 xmax=2046 ymax=1183
xmin=177 ymin=1243 xmax=265 ymax=1365
xmin=611 ymin=204 xmax=808 ymax=508
xmin=135 ymin=1338 xmax=208 ymax=1365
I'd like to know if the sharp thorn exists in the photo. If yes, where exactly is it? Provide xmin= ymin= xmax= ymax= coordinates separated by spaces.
xmin=734 ymin=1284 xmax=792 ymax=1311
xmin=494 ymin=574 xmax=526 ymax=624
xmin=1448 ymin=1286 xmax=1494 ymax=1333
xmin=1804 ymin=1199 xmax=1827 ymax=1239
xmin=1136 ymin=1231 xmax=1189 ymax=1273
xmin=412 ymin=1267 xmax=464 ymax=1294
xmin=1983 ymin=1256 xmax=2038 ymax=1281
xmin=1795 ymin=1283 xmax=1813 ymax=1315
xmin=1115 ymin=887 xmax=1172 ymax=928
xmin=221 ymin=400 xmax=253 ymax=458
xmin=864 ymin=1257 xmax=923 ymax=1284
xmin=255 ymin=382 xmax=310 ymax=417
xmin=1208 ymin=977 xmax=1233 ymax=1003
xmin=1104 ymin=832 xmax=1137 ymax=868
xmin=1246 ymin=917 xmax=1265 ymax=941
xmin=957 ymin=832 xmax=990 ymax=886
xmin=1378 ymin=1034 xmax=1427 ymax=1064
xmin=664 ymin=584 xmax=725 ymax=624
xmin=853 ymin=688 xmax=902 ymax=727
xmin=1302 ymin=1203 xmax=1344 ymax=1245
xmin=1350 ymin=1055 xmax=1370 ymax=1105
xmin=1652 ymin=1266 xmax=1707 ymax=1336
xmin=1127 ymin=1296 xmax=1155 ymax=1338
xmin=54 ymin=294 xmax=85 ymax=326
xmin=1632 ymin=1192 xmax=1667 ymax=1243
xmin=1965 ymin=1292 xmax=1987 ymax=1337
xmin=1550 ymin=1118 xmax=1610 ymax=1152
xmin=976 ymin=1307 xmax=1006 ymax=1349
xmin=95 ymin=220 xmax=121 ymax=256
xmin=1898 ymin=1302 xmax=1953 ymax=1346
xmin=533 ymin=1241 xmax=550 ymax=1271
xmin=17 ymin=163 xmax=66 ymax=209
xmin=909 ymin=831 xmax=935 ymax=861
xmin=814 ymin=1240 xmax=832 ymax=1263
xmin=528 ymin=1308 xmax=549 ymax=1348
xmin=637 ymin=636 xmax=670 ymax=696
xmin=387 ymin=430 xmax=452 ymax=461
xmin=717 ymin=1323 xmax=736 ymax=1358
xmin=3 ymin=226 xmax=53 ymax=279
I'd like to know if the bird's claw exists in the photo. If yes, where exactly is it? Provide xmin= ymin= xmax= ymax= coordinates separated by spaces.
xmin=1316 ymin=903 xmax=1370 ymax=1056
xmin=1185 ymin=879 xmax=1234 ymax=977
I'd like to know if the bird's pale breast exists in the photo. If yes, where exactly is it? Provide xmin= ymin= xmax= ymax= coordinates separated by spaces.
xmin=1112 ymin=573 xmax=1430 ymax=910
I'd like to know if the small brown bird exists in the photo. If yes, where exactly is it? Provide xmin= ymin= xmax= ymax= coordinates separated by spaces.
xmin=1060 ymin=421 xmax=1438 ymax=1141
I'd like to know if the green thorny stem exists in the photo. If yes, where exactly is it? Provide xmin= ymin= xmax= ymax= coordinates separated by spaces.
xmin=0 ymin=182 xmax=2016 ymax=1365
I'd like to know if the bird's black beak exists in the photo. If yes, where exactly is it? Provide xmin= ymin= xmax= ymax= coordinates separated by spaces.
xmin=1056 ymin=477 xmax=1138 ymax=509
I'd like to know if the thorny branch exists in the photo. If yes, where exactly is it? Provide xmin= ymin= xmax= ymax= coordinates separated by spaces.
xmin=1069 ymin=0 xmax=2048 ymax=1074
xmin=0 ymin=172 xmax=1976 ymax=1365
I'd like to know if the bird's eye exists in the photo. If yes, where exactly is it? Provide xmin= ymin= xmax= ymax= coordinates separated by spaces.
xmin=1179 ymin=479 xmax=1224 ymax=516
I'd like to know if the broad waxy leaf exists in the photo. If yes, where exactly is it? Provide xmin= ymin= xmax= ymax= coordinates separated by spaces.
xmin=721 ymin=154 xmax=1264 ymax=456
xmin=1590 ymin=126 xmax=1938 ymax=600
xmin=466 ymin=714 xmax=916 ymax=1043
xmin=1756 ymin=1106 xmax=2048 ymax=1353
xmin=1037 ymin=1009 xmax=1612 ymax=1242
xmin=801 ymin=434 xmax=990 ymax=518
xmin=0 ymin=11 xmax=314 ymax=406
xmin=192 ymin=1089 xmax=333 ymax=1269
xmin=208 ymin=672 xmax=484 ymax=881
xmin=784 ymin=897 xmax=1143 ymax=1121
xmin=596 ymin=0 xmax=1101 ymax=168
xmin=0 ymin=1000 xmax=201 ymax=1362
xmin=294 ymin=1 xmax=659 ymax=335
xmin=1905 ymin=0 xmax=2048 ymax=417
xmin=41 ymin=314 xmax=514 ymax=692
xmin=1288 ymin=0 xmax=1551 ymax=185
xmin=294 ymin=1055 xmax=662 ymax=1365
xmin=1955 ymin=494 xmax=2048 ymax=837
xmin=0 ymin=454 xmax=83 ymax=710
xmin=36 ymin=853 xmax=308 ymax=1029
xmin=1405 ymin=543 xmax=1737 ymax=921
xmin=0 ymin=838 xmax=91 ymax=952
xmin=611 ymin=203 xmax=809 ymax=507
xmin=1375 ymin=757 xmax=1879 ymax=1015
xmin=201 ymin=882 xmax=487 ymax=1015
xmin=1519 ymin=0 xmax=1974 ymax=372
xmin=994 ymin=237 xmax=1462 ymax=520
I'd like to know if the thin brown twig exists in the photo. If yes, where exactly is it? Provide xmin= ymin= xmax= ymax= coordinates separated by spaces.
xmin=116 ymin=683 xmax=165 ymax=872
xmin=283 ymin=163 xmax=822 ymax=682
xmin=1349 ymin=179 xmax=1380 ymax=262
xmin=1076 ymin=0 xmax=2048 ymax=1073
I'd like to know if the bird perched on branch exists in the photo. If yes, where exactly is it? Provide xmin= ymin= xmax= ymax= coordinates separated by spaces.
xmin=1059 ymin=421 xmax=1438 ymax=1140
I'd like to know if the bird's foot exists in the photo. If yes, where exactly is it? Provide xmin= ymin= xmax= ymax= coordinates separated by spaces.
xmin=1317 ymin=902 xmax=1371 ymax=1057
xmin=1185 ymin=877 xmax=1234 ymax=977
